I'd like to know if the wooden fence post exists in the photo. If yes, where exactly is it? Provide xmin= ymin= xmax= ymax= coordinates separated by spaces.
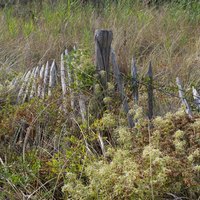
xmin=176 ymin=77 xmax=192 ymax=118
xmin=111 ymin=48 xmax=134 ymax=128
xmin=147 ymin=62 xmax=153 ymax=120
xmin=95 ymin=29 xmax=113 ymax=85
xmin=131 ymin=58 xmax=139 ymax=105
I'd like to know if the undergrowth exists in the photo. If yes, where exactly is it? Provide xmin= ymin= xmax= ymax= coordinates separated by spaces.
xmin=0 ymin=1 xmax=200 ymax=200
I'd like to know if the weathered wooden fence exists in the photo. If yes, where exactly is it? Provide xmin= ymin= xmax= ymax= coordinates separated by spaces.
xmin=8 ymin=29 xmax=200 ymax=128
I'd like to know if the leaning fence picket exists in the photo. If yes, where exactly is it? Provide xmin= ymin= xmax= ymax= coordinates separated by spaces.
xmin=17 ymin=70 xmax=31 ymax=103
xmin=38 ymin=65 xmax=45 ymax=98
xmin=65 ymin=49 xmax=76 ymax=110
xmin=131 ymin=58 xmax=139 ymax=105
xmin=98 ymin=132 xmax=106 ymax=157
xmin=48 ymin=60 xmax=56 ymax=96
xmin=176 ymin=77 xmax=192 ymax=118
xmin=42 ymin=61 xmax=49 ymax=99
xmin=111 ymin=49 xmax=134 ymax=128
xmin=30 ymin=66 xmax=39 ymax=99
xmin=78 ymin=93 xmax=87 ymax=123
xmin=22 ymin=68 xmax=35 ymax=103
xmin=192 ymin=87 xmax=200 ymax=111
xmin=60 ymin=53 xmax=67 ymax=97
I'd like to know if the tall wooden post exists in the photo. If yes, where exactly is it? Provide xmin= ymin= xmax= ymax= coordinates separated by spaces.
xmin=95 ymin=29 xmax=113 ymax=85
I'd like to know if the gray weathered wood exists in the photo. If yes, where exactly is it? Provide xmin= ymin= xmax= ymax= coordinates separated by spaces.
xmin=98 ymin=132 xmax=105 ymax=157
xmin=65 ymin=49 xmax=75 ymax=109
xmin=131 ymin=58 xmax=139 ymax=105
xmin=95 ymin=29 xmax=113 ymax=83
xmin=111 ymin=48 xmax=134 ymax=128
xmin=192 ymin=87 xmax=200 ymax=110
xmin=30 ymin=66 xmax=39 ymax=99
xmin=22 ymin=68 xmax=35 ymax=103
xmin=17 ymin=70 xmax=31 ymax=103
xmin=37 ymin=65 xmax=45 ymax=98
xmin=48 ymin=60 xmax=56 ymax=96
xmin=78 ymin=93 xmax=87 ymax=123
xmin=42 ymin=61 xmax=49 ymax=99
xmin=9 ymin=77 xmax=18 ymax=89
xmin=60 ymin=53 xmax=67 ymax=97
xmin=176 ymin=77 xmax=192 ymax=118
xmin=147 ymin=62 xmax=153 ymax=120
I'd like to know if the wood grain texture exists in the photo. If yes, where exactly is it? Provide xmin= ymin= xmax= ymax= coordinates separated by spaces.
xmin=95 ymin=29 xmax=113 ymax=82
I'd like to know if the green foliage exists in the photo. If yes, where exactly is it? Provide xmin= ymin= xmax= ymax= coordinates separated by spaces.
xmin=0 ymin=151 xmax=41 ymax=199
xmin=62 ymin=109 xmax=200 ymax=200
xmin=1 ymin=1 xmax=200 ymax=199
xmin=65 ymin=48 xmax=95 ymax=91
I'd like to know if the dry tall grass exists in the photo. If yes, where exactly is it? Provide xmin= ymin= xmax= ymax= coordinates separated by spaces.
xmin=0 ymin=1 xmax=199 ymax=84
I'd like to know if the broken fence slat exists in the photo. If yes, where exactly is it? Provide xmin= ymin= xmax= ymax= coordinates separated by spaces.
xmin=111 ymin=48 xmax=134 ymax=128
xmin=176 ymin=77 xmax=192 ymax=118
xmin=78 ymin=93 xmax=87 ymax=123
xmin=98 ymin=132 xmax=106 ymax=157
xmin=192 ymin=87 xmax=200 ymax=110
xmin=131 ymin=58 xmax=139 ymax=105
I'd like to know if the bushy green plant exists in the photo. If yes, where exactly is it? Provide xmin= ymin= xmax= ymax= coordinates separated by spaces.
xmin=62 ymin=109 xmax=200 ymax=200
